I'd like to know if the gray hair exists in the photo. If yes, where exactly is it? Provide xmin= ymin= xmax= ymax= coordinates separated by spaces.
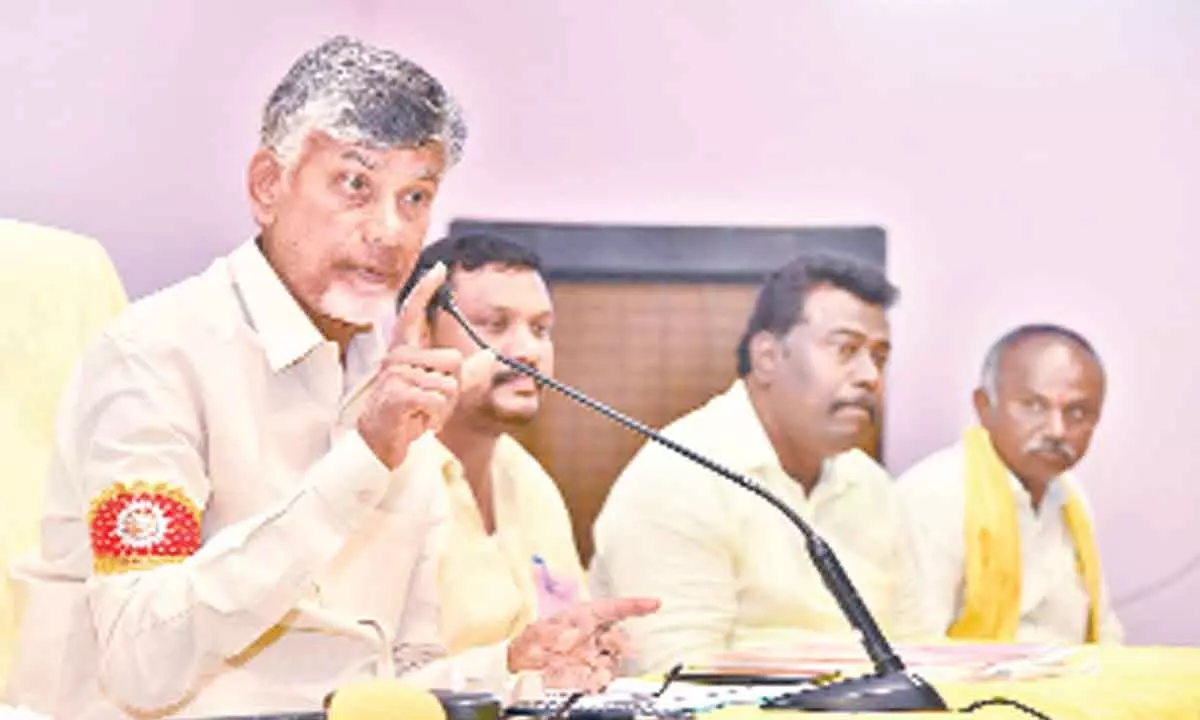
xmin=260 ymin=36 xmax=467 ymax=168
xmin=979 ymin=323 xmax=1104 ymax=402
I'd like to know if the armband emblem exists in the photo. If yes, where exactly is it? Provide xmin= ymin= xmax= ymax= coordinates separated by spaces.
xmin=88 ymin=481 xmax=202 ymax=574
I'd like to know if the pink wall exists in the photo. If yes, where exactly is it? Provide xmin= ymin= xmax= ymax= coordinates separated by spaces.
xmin=3 ymin=1 xmax=1199 ymax=644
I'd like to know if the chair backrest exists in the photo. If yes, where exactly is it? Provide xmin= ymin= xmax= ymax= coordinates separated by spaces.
xmin=0 ymin=219 xmax=127 ymax=690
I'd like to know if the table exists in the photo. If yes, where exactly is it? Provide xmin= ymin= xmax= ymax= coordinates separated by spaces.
xmin=185 ymin=645 xmax=1200 ymax=720
xmin=705 ymin=645 xmax=1200 ymax=719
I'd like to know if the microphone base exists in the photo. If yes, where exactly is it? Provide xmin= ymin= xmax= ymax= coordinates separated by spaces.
xmin=761 ymin=670 xmax=948 ymax=713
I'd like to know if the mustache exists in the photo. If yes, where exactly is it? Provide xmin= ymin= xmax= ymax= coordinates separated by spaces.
xmin=339 ymin=252 xmax=405 ymax=273
xmin=1023 ymin=436 xmax=1078 ymax=462
xmin=490 ymin=369 xmax=541 ymax=389
xmin=831 ymin=396 xmax=877 ymax=422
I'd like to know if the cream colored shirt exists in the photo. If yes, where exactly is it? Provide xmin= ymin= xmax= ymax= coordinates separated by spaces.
xmin=433 ymin=435 xmax=586 ymax=654
xmin=590 ymin=380 xmax=933 ymax=674
xmin=895 ymin=441 xmax=1124 ymax=644
xmin=5 ymin=241 xmax=510 ymax=720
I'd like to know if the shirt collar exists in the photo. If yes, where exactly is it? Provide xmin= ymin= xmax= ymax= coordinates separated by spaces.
xmin=720 ymin=379 xmax=783 ymax=471
xmin=229 ymin=240 xmax=325 ymax=372
xmin=719 ymin=379 xmax=847 ymax=493
xmin=228 ymin=239 xmax=388 ymax=378
xmin=427 ymin=433 xmax=522 ymax=484
xmin=427 ymin=434 xmax=473 ymax=491
xmin=1005 ymin=468 xmax=1070 ymax=514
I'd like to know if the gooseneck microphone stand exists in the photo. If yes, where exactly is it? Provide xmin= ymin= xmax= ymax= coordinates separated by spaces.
xmin=435 ymin=287 xmax=946 ymax=713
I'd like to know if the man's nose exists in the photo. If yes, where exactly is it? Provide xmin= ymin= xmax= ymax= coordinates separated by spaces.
xmin=850 ymin=351 xmax=882 ymax=389
xmin=1043 ymin=410 xmax=1067 ymax=439
xmin=369 ymin=201 xmax=406 ymax=246
xmin=504 ymin=324 xmax=542 ymax=365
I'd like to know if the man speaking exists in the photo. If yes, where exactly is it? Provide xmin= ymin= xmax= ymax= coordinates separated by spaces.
xmin=7 ymin=36 xmax=655 ymax=719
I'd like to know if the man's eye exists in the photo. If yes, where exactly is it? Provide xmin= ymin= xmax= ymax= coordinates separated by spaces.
xmin=342 ymin=174 xmax=369 ymax=193
xmin=402 ymin=189 xmax=431 ymax=206
xmin=1067 ymin=406 xmax=1093 ymax=422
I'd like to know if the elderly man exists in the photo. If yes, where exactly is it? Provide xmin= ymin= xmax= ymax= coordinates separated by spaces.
xmin=6 ymin=36 xmax=653 ymax=719
xmin=398 ymin=234 xmax=585 ymax=655
xmin=590 ymin=253 xmax=933 ymax=674
xmin=896 ymin=324 xmax=1123 ymax=644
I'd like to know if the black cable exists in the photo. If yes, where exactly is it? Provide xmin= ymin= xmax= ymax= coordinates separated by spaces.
xmin=959 ymin=697 xmax=1057 ymax=719
xmin=654 ymin=663 xmax=685 ymax=698
xmin=548 ymin=691 xmax=586 ymax=720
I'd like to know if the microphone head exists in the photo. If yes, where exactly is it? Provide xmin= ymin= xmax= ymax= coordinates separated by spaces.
xmin=432 ymin=282 xmax=455 ymax=311
xmin=326 ymin=678 xmax=447 ymax=720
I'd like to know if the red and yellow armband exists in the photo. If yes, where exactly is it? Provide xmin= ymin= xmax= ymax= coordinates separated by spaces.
xmin=88 ymin=481 xmax=203 ymax=575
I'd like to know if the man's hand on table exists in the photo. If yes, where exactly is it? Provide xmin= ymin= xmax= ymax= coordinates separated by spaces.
xmin=507 ymin=597 xmax=661 ymax=692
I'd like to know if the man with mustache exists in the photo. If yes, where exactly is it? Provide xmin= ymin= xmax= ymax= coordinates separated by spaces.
xmin=396 ymin=234 xmax=587 ymax=657
xmin=590 ymin=254 xmax=934 ymax=673
xmin=896 ymin=324 xmax=1123 ymax=643
xmin=5 ymin=36 xmax=655 ymax=719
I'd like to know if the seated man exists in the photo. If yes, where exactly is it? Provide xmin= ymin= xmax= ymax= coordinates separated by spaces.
xmin=399 ymin=234 xmax=585 ymax=654
xmin=6 ymin=36 xmax=653 ymax=719
xmin=896 ymin=324 xmax=1123 ymax=644
xmin=590 ymin=254 xmax=933 ymax=674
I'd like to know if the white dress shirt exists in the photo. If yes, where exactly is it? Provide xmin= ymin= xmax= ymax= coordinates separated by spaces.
xmin=895 ymin=441 xmax=1124 ymax=644
xmin=5 ymin=241 xmax=510 ymax=719
xmin=589 ymin=380 xmax=934 ymax=674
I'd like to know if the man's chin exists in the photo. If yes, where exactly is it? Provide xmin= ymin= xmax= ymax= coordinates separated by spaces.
xmin=318 ymin=288 xmax=396 ymax=327
xmin=484 ymin=403 xmax=539 ymax=428
xmin=1024 ymin=452 xmax=1076 ymax=478
xmin=823 ymin=429 xmax=866 ymax=456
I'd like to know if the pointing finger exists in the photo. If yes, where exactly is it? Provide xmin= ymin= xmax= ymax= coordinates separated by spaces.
xmin=586 ymin=597 xmax=661 ymax=627
xmin=393 ymin=261 xmax=447 ymax=348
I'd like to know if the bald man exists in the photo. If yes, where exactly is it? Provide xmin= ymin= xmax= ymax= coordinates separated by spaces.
xmin=896 ymin=324 xmax=1123 ymax=645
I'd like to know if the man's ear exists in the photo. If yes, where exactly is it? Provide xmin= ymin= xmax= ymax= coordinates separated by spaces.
xmin=748 ymin=331 xmax=780 ymax=384
xmin=247 ymin=148 xmax=285 ymax=227
xmin=972 ymin=387 xmax=993 ymax=428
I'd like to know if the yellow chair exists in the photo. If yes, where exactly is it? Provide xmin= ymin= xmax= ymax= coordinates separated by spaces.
xmin=0 ymin=219 xmax=127 ymax=693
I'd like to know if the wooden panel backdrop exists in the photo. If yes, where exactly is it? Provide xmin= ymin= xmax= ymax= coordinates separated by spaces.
xmin=450 ymin=221 xmax=886 ymax=563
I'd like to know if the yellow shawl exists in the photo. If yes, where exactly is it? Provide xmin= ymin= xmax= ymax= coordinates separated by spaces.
xmin=949 ymin=425 xmax=1102 ymax=642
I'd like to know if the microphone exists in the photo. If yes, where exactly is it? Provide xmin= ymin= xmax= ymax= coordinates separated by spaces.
xmin=433 ymin=284 xmax=947 ymax=713
xmin=324 ymin=679 xmax=504 ymax=720
xmin=325 ymin=679 xmax=447 ymax=720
